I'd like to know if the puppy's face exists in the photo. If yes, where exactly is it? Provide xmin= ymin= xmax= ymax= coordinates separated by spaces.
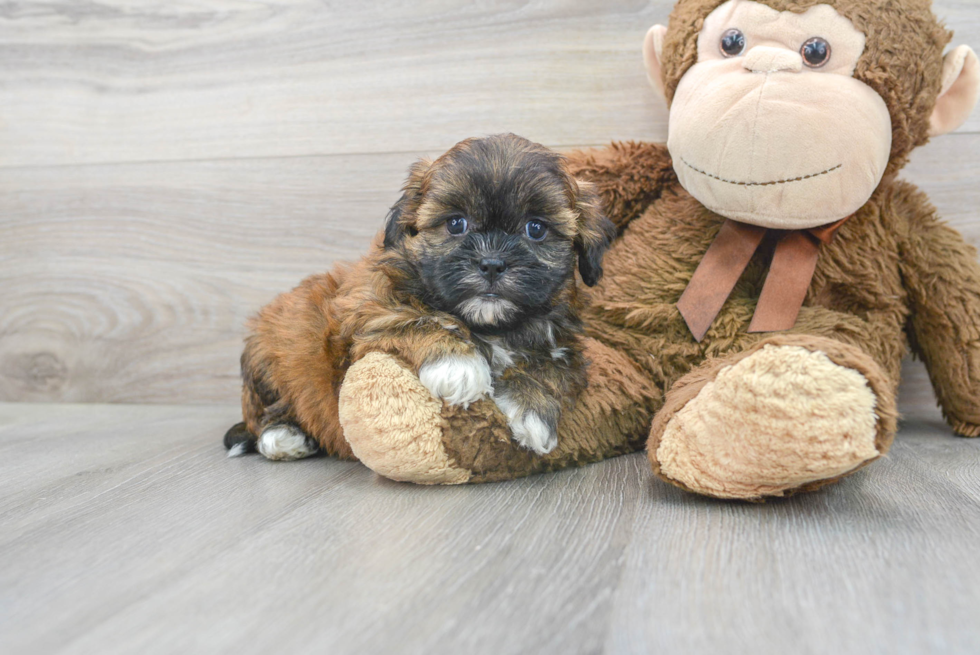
xmin=384 ymin=134 xmax=614 ymax=330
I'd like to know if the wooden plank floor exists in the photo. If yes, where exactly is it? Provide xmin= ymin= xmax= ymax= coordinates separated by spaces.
xmin=2 ymin=401 xmax=979 ymax=655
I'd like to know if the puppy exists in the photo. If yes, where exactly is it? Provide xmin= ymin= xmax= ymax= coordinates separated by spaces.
xmin=224 ymin=133 xmax=615 ymax=461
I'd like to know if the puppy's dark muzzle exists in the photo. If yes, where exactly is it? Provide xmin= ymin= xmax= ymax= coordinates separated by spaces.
xmin=478 ymin=257 xmax=508 ymax=284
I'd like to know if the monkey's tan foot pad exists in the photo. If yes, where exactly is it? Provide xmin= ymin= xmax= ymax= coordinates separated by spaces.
xmin=649 ymin=344 xmax=881 ymax=500
xmin=338 ymin=351 xmax=471 ymax=485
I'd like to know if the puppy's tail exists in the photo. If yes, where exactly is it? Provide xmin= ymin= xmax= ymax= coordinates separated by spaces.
xmin=224 ymin=422 xmax=258 ymax=457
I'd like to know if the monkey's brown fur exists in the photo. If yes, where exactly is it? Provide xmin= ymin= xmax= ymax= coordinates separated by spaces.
xmin=329 ymin=0 xmax=980 ymax=498
xmin=235 ymin=0 xmax=979 ymax=499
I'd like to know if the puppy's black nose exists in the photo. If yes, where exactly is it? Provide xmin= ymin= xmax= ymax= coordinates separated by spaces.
xmin=479 ymin=258 xmax=508 ymax=283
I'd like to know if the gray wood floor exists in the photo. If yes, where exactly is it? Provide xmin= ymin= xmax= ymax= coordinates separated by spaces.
xmin=2 ymin=400 xmax=979 ymax=655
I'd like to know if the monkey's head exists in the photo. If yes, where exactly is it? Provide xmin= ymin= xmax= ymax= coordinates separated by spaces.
xmin=644 ymin=0 xmax=979 ymax=229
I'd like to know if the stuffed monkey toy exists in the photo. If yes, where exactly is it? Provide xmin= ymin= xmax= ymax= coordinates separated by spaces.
xmin=246 ymin=0 xmax=980 ymax=500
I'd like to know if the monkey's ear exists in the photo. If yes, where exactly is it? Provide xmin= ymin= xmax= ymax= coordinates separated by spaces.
xmin=929 ymin=45 xmax=980 ymax=137
xmin=571 ymin=179 xmax=616 ymax=287
xmin=383 ymin=159 xmax=431 ymax=249
xmin=643 ymin=25 xmax=668 ymax=101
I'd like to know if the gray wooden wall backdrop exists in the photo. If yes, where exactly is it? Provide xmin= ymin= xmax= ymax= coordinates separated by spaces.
xmin=1 ymin=1 xmax=977 ymax=411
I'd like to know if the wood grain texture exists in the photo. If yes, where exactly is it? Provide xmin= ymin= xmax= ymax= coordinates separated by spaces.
xmin=1 ymin=1 xmax=975 ymax=169
xmin=1 ymin=402 xmax=979 ymax=654
xmin=605 ymin=419 xmax=980 ymax=655
xmin=0 ymin=0 xmax=672 ymax=168
xmin=3 ymin=135 xmax=978 ymax=407
xmin=0 ymin=153 xmax=403 ymax=403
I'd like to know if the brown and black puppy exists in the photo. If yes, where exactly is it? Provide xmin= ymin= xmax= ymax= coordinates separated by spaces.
xmin=225 ymin=134 xmax=615 ymax=460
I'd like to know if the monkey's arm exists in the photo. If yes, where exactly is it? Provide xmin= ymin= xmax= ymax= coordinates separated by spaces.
xmin=339 ymin=334 xmax=660 ymax=484
xmin=565 ymin=141 xmax=677 ymax=232
xmin=896 ymin=182 xmax=980 ymax=435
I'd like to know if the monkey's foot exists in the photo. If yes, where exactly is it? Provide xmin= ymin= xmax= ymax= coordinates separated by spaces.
xmin=338 ymin=352 xmax=471 ymax=484
xmin=648 ymin=338 xmax=896 ymax=500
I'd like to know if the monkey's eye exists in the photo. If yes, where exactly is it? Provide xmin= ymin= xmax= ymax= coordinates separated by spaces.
xmin=720 ymin=29 xmax=746 ymax=57
xmin=801 ymin=37 xmax=831 ymax=68
xmin=524 ymin=220 xmax=548 ymax=241
xmin=446 ymin=216 xmax=468 ymax=236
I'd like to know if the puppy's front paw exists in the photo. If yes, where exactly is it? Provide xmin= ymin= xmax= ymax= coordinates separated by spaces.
xmin=418 ymin=353 xmax=493 ymax=408
xmin=493 ymin=393 xmax=558 ymax=455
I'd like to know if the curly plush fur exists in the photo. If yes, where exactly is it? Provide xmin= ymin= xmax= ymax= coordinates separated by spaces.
xmin=330 ymin=0 xmax=979 ymax=500
xmin=230 ymin=0 xmax=979 ymax=500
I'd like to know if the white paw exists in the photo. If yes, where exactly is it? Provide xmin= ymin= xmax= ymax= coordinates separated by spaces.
xmin=257 ymin=425 xmax=318 ymax=461
xmin=418 ymin=353 xmax=493 ymax=408
xmin=494 ymin=393 xmax=558 ymax=455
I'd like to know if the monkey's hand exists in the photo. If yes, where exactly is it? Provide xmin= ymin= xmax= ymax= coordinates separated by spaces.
xmin=338 ymin=337 xmax=658 ymax=484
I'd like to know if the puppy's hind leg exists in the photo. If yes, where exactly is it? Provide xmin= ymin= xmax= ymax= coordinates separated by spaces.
xmin=224 ymin=359 xmax=265 ymax=457
xmin=256 ymin=423 xmax=320 ymax=461
xmin=224 ymin=422 xmax=256 ymax=457
xmin=224 ymin=342 xmax=271 ymax=457
xmin=226 ymin=335 xmax=320 ymax=461
xmin=225 ymin=418 xmax=321 ymax=462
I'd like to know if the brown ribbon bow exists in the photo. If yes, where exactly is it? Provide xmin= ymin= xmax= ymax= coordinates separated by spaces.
xmin=677 ymin=217 xmax=848 ymax=342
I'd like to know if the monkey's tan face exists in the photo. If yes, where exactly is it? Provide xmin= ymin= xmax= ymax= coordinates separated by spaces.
xmin=666 ymin=0 xmax=892 ymax=229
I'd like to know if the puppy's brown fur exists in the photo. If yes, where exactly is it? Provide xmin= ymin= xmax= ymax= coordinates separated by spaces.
xmin=227 ymin=134 xmax=614 ymax=457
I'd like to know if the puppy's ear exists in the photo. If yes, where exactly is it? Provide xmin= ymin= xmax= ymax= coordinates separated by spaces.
xmin=569 ymin=178 xmax=616 ymax=287
xmin=383 ymin=158 xmax=431 ymax=250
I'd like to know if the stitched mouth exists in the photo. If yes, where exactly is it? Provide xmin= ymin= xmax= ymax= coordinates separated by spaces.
xmin=682 ymin=159 xmax=842 ymax=187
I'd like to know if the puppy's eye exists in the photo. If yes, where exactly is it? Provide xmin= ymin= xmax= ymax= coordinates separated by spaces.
xmin=524 ymin=220 xmax=548 ymax=241
xmin=801 ymin=37 xmax=831 ymax=68
xmin=446 ymin=217 xmax=468 ymax=236
xmin=720 ymin=29 xmax=746 ymax=57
